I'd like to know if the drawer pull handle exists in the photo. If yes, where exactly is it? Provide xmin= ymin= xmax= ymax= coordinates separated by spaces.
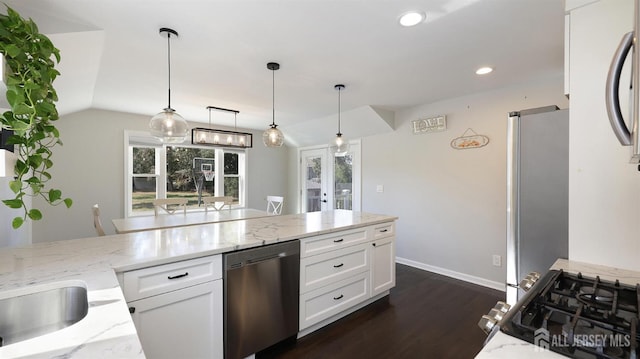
xmin=167 ymin=272 xmax=189 ymax=280
xmin=333 ymin=263 xmax=344 ymax=268
xmin=333 ymin=294 xmax=344 ymax=300
xmin=380 ymin=229 xmax=388 ymax=233
xmin=333 ymin=238 xmax=344 ymax=243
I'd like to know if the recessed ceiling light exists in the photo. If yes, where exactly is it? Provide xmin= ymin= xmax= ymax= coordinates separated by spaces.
xmin=476 ymin=67 xmax=493 ymax=75
xmin=399 ymin=11 xmax=425 ymax=27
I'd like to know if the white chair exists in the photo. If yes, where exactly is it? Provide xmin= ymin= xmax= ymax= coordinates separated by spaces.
xmin=202 ymin=196 xmax=233 ymax=212
xmin=92 ymin=204 xmax=106 ymax=236
xmin=266 ymin=195 xmax=284 ymax=215
xmin=152 ymin=198 xmax=188 ymax=216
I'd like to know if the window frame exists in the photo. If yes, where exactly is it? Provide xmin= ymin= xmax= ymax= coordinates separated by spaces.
xmin=124 ymin=131 xmax=248 ymax=217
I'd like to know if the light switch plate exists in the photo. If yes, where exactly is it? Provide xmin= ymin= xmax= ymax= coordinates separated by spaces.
xmin=376 ymin=185 xmax=384 ymax=193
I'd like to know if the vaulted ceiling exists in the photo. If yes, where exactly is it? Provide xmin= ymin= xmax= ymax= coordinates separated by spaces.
xmin=2 ymin=0 xmax=564 ymax=146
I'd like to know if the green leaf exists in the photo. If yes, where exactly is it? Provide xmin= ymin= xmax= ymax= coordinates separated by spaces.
xmin=63 ymin=198 xmax=73 ymax=208
xmin=27 ymin=209 xmax=42 ymax=220
xmin=12 ymin=217 xmax=24 ymax=229
xmin=12 ymin=104 xmax=32 ymax=116
xmin=4 ymin=44 xmax=20 ymax=58
xmin=2 ymin=199 xmax=23 ymax=209
xmin=49 ymin=189 xmax=61 ymax=202
xmin=28 ymin=154 xmax=43 ymax=168
xmin=9 ymin=180 xmax=21 ymax=193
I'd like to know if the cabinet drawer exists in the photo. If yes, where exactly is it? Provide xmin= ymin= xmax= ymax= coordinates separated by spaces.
xmin=300 ymin=228 xmax=369 ymax=258
xmin=300 ymin=243 xmax=369 ymax=294
xmin=372 ymin=222 xmax=394 ymax=239
xmin=300 ymin=272 xmax=369 ymax=330
xmin=123 ymin=255 xmax=222 ymax=301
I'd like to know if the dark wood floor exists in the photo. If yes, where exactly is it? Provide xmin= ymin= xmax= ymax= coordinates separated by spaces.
xmin=257 ymin=264 xmax=504 ymax=359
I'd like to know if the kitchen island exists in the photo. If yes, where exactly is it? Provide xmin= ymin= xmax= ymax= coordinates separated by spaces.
xmin=0 ymin=210 xmax=397 ymax=359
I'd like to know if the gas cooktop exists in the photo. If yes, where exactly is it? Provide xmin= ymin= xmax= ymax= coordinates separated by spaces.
xmin=500 ymin=270 xmax=640 ymax=358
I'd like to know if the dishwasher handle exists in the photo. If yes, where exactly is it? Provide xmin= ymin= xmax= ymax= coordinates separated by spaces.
xmin=246 ymin=252 xmax=287 ymax=264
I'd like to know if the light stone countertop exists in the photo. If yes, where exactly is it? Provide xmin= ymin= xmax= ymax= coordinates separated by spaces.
xmin=475 ymin=259 xmax=640 ymax=358
xmin=0 ymin=210 xmax=397 ymax=359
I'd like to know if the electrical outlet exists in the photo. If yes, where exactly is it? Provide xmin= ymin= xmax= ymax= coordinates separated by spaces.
xmin=492 ymin=255 xmax=502 ymax=267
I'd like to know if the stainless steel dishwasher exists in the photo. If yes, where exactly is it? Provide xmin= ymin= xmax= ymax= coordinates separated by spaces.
xmin=223 ymin=240 xmax=300 ymax=359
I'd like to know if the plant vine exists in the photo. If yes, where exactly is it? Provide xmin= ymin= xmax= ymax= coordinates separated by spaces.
xmin=0 ymin=6 xmax=72 ymax=229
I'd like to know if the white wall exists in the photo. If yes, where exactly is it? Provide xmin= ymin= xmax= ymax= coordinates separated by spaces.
xmin=28 ymin=108 xmax=290 ymax=242
xmin=361 ymin=77 xmax=568 ymax=286
xmin=567 ymin=0 xmax=640 ymax=271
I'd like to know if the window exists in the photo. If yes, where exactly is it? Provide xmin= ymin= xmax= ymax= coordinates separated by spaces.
xmin=125 ymin=132 xmax=247 ymax=216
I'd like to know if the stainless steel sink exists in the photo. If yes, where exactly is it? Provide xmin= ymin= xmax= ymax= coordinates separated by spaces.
xmin=0 ymin=282 xmax=89 ymax=347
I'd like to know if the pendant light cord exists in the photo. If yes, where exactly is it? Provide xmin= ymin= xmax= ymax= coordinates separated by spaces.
xmin=167 ymin=32 xmax=172 ymax=110
xmin=337 ymin=87 xmax=342 ymax=135
xmin=272 ymin=68 xmax=275 ymax=127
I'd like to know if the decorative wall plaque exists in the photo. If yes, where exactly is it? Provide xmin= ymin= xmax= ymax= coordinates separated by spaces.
xmin=412 ymin=115 xmax=447 ymax=134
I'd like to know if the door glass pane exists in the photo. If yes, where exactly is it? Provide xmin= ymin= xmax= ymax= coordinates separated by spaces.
xmin=167 ymin=146 xmax=215 ymax=210
xmin=334 ymin=154 xmax=353 ymax=210
xmin=305 ymin=155 xmax=322 ymax=212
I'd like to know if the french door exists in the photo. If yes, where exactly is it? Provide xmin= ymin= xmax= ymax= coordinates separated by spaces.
xmin=299 ymin=143 xmax=360 ymax=213
xmin=301 ymin=149 xmax=328 ymax=212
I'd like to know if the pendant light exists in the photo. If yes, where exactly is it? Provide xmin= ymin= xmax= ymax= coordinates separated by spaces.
xmin=149 ymin=28 xmax=189 ymax=143
xmin=192 ymin=106 xmax=253 ymax=148
xmin=330 ymin=84 xmax=349 ymax=156
xmin=263 ymin=62 xmax=284 ymax=147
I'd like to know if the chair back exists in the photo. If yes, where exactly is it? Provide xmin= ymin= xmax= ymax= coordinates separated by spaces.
xmin=92 ymin=204 xmax=106 ymax=236
xmin=152 ymin=198 xmax=188 ymax=216
xmin=202 ymin=196 xmax=233 ymax=212
xmin=266 ymin=195 xmax=284 ymax=215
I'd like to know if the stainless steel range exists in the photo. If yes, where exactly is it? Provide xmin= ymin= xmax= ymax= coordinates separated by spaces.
xmin=480 ymin=270 xmax=640 ymax=358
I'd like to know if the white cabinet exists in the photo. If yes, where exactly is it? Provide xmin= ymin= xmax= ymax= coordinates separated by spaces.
xmin=370 ymin=236 xmax=395 ymax=297
xmin=128 ymin=280 xmax=222 ymax=359
xmin=121 ymin=255 xmax=223 ymax=359
xmin=299 ymin=221 xmax=395 ymax=332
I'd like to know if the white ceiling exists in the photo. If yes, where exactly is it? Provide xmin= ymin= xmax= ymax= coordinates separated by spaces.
xmin=2 ymin=0 xmax=565 ymax=146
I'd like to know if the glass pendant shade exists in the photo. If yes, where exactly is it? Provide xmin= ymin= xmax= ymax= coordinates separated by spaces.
xmin=330 ymin=133 xmax=349 ymax=156
xmin=263 ymin=124 xmax=284 ymax=147
xmin=150 ymin=108 xmax=189 ymax=143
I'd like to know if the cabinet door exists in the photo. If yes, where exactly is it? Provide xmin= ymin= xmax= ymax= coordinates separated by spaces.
xmin=370 ymin=236 xmax=395 ymax=297
xmin=128 ymin=280 xmax=223 ymax=359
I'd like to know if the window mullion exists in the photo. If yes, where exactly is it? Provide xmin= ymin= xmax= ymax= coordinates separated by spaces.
xmin=158 ymin=147 xmax=167 ymax=199
xmin=215 ymin=148 xmax=224 ymax=196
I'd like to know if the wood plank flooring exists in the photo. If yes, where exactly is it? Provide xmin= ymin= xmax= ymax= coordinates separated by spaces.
xmin=257 ymin=264 xmax=505 ymax=359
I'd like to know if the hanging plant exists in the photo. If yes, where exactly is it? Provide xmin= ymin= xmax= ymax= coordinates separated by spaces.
xmin=0 ymin=6 xmax=72 ymax=229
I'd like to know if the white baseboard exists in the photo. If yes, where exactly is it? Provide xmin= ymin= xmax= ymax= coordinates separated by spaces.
xmin=396 ymin=257 xmax=505 ymax=292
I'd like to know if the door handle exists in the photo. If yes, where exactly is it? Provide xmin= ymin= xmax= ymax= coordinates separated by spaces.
xmin=606 ymin=31 xmax=634 ymax=146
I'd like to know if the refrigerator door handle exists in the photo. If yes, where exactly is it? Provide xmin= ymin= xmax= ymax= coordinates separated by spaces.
xmin=605 ymin=31 xmax=634 ymax=146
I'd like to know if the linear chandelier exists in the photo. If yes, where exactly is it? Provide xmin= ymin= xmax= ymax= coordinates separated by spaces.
xmin=192 ymin=106 xmax=253 ymax=148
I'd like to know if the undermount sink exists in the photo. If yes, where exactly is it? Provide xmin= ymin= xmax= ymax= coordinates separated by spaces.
xmin=0 ymin=281 xmax=89 ymax=347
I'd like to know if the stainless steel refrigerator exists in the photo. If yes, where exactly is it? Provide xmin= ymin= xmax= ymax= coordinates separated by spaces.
xmin=506 ymin=105 xmax=569 ymax=305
